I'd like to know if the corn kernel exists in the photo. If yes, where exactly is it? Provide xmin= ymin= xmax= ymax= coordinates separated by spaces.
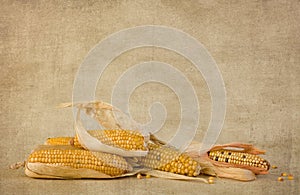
xmin=277 ymin=177 xmax=284 ymax=181
xmin=287 ymin=175 xmax=294 ymax=180
xmin=208 ymin=178 xmax=214 ymax=184
xmin=281 ymin=172 xmax=287 ymax=177
xmin=137 ymin=173 xmax=142 ymax=179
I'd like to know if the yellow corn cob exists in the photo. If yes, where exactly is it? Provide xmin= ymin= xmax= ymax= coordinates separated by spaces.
xmin=139 ymin=143 xmax=201 ymax=177
xmin=73 ymin=129 xmax=147 ymax=151
xmin=71 ymin=137 xmax=83 ymax=148
xmin=208 ymin=149 xmax=270 ymax=171
xmin=45 ymin=137 xmax=74 ymax=146
xmin=27 ymin=146 xmax=132 ymax=176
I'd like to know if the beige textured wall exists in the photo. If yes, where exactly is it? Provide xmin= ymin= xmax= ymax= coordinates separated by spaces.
xmin=0 ymin=0 xmax=299 ymax=194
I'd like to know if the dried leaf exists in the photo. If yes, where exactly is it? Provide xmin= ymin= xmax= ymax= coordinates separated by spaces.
xmin=142 ymin=170 xmax=208 ymax=183
xmin=60 ymin=101 xmax=149 ymax=157
xmin=201 ymin=166 xmax=256 ymax=181
xmin=9 ymin=161 xmax=25 ymax=170
xmin=209 ymin=142 xmax=266 ymax=155
xmin=59 ymin=101 xmax=144 ymax=132
xmin=149 ymin=134 xmax=166 ymax=146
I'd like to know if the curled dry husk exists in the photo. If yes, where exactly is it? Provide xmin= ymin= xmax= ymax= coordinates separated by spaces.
xmin=25 ymin=164 xmax=144 ymax=179
xmin=24 ymin=164 xmax=208 ymax=182
xmin=59 ymin=101 xmax=143 ymax=131
xmin=59 ymin=101 xmax=149 ymax=157
xmin=185 ymin=142 xmax=270 ymax=181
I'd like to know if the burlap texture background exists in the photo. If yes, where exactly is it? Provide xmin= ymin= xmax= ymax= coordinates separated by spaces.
xmin=0 ymin=0 xmax=299 ymax=194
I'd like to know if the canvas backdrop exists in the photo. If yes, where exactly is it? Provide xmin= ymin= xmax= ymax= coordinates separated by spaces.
xmin=0 ymin=0 xmax=299 ymax=194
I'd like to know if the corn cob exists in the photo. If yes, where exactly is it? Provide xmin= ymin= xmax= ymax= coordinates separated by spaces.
xmin=45 ymin=137 xmax=83 ymax=148
xmin=45 ymin=137 xmax=74 ymax=146
xmin=185 ymin=142 xmax=270 ymax=180
xmin=139 ymin=143 xmax=201 ymax=177
xmin=71 ymin=136 xmax=83 ymax=148
xmin=73 ymin=129 xmax=147 ymax=151
xmin=207 ymin=149 xmax=270 ymax=171
xmin=27 ymin=145 xmax=132 ymax=177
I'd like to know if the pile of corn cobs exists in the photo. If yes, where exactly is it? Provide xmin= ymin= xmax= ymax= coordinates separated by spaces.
xmin=11 ymin=101 xmax=271 ymax=183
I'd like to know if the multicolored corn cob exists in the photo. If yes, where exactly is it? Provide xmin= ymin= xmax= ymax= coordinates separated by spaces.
xmin=201 ymin=143 xmax=271 ymax=175
xmin=208 ymin=149 xmax=270 ymax=171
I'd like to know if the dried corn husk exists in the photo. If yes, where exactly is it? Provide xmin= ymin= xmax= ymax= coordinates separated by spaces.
xmin=141 ymin=170 xmax=208 ymax=183
xmin=75 ymin=109 xmax=148 ymax=157
xmin=60 ymin=101 xmax=149 ymax=157
xmin=194 ymin=155 xmax=256 ymax=181
xmin=59 ymin=101 xmax=143 ymax=132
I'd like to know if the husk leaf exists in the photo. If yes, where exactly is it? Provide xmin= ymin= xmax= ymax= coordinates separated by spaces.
xmin=74 ymin=109 xmax=148 ymax=157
